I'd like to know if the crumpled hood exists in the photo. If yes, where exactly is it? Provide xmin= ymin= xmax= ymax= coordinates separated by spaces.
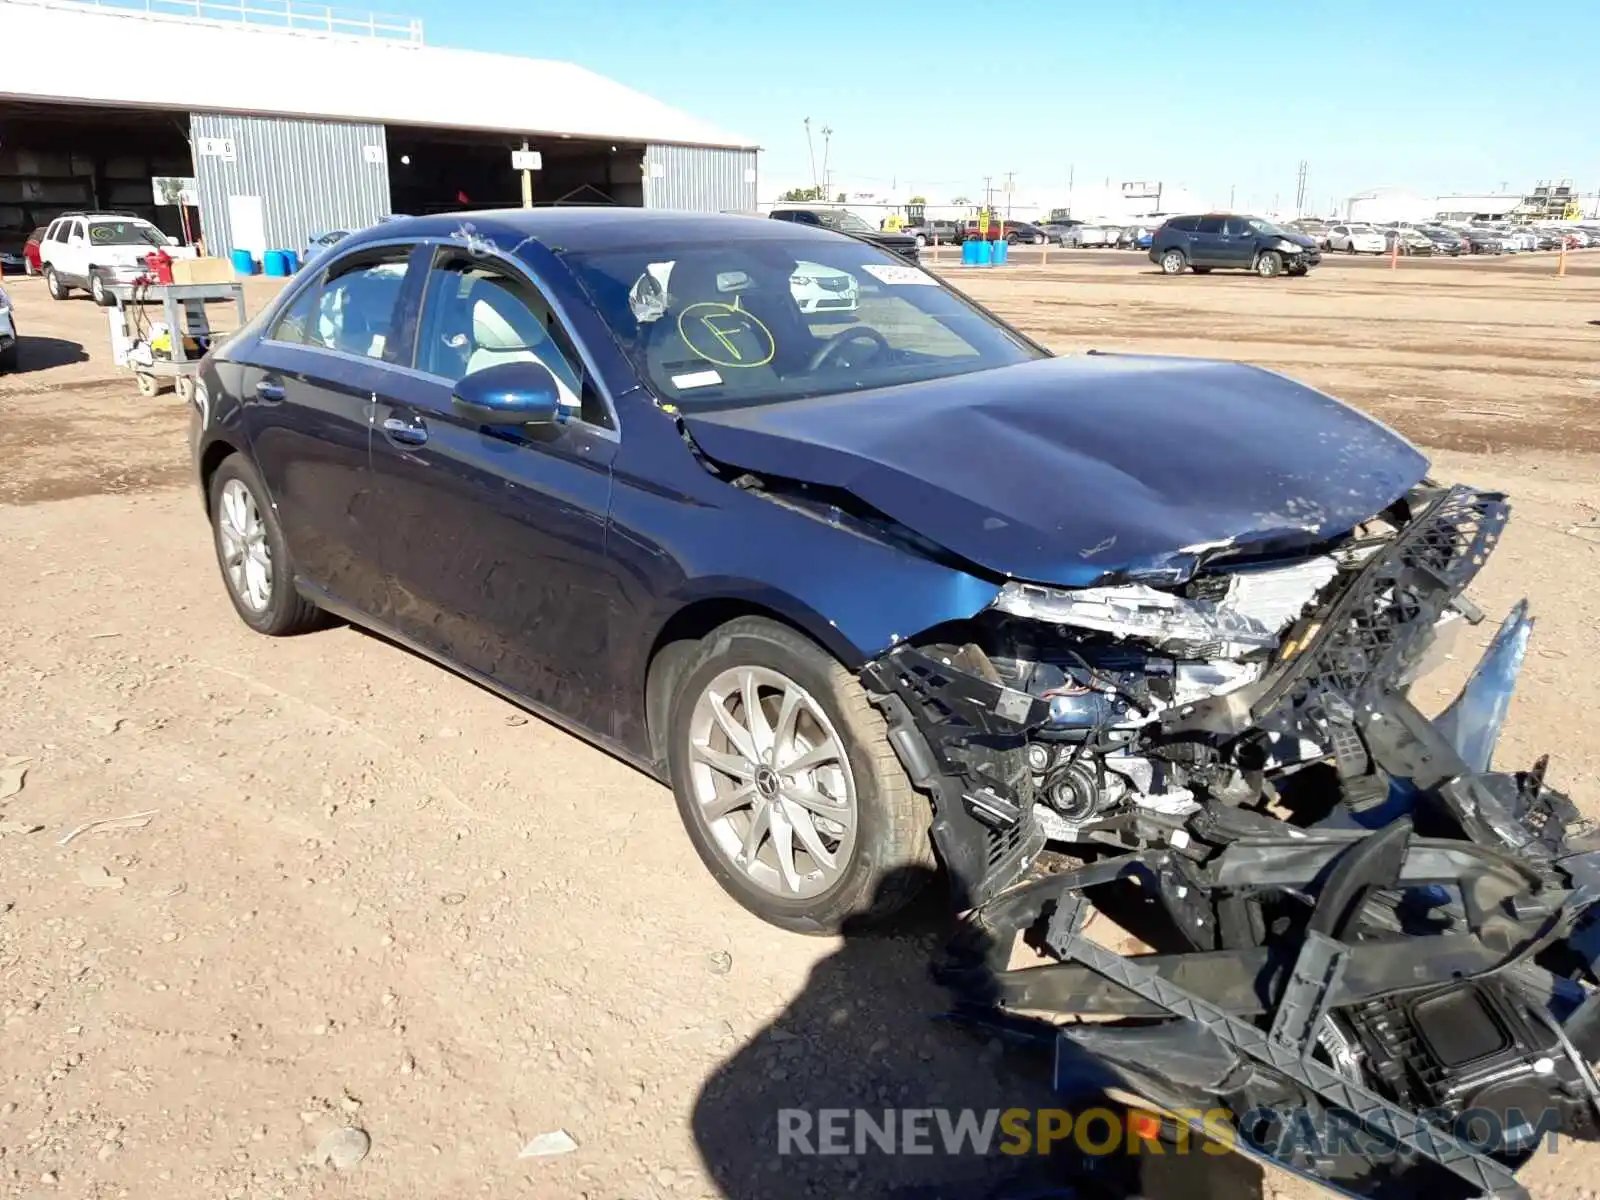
xmin=681 ymin=354 xmax=1429 ymax=586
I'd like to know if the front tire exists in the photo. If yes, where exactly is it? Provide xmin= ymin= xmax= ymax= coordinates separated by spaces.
xmin=90 ymin=272 xmax=114 ymax=307
xmin=1256 ymin=250 xmax=1283 ymax=278
xmin=666 ymin=617 xmax=933 ymax=934
xmin=1159 ymin=248 xmax=1187 ymax=275
xmin=208 ymin=455 xmax=322 ymax=636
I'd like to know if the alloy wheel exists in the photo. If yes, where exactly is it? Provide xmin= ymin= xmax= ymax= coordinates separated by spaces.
xmin=686 ymin=665 xmax=858 ymax=900
xmin=217 ymin=478 xmax=273 ymax=612
xmin=1162 ymin=250 xmax=1184 ymax=275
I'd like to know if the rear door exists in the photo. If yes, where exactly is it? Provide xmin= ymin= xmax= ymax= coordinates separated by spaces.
xmin=61 ymin=220 xmax=89 ymax=280
xmin=236 ymin=242 xmax=418 ymax=617
xmin=366 ymin=245 xmax=621 ymax=733
xmin=1189 ymin=215 xmax=1226 ymax=265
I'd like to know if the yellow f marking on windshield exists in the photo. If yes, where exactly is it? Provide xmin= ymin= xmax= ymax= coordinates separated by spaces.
xmin=700 ymin=313 xmax=746 ymax=360
xmin=676 ymin=302 xmax=776 ymax=368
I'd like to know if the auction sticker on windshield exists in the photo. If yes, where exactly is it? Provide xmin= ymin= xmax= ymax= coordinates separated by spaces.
xmin=862 ymin=263 xmax=937 ymax=286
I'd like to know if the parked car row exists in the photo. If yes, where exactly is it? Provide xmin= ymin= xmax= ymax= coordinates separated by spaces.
xmin=1290 ymin=217 xmax=1600 ymax=256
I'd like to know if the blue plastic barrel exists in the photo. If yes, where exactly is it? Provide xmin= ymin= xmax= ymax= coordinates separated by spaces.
xmin=262 ymin=250 xmax=290 ymax=277
xmin=281 ymin=250 xmax=300 ymax=274
xmin=992 ymin=239 xmax=1009 ymax=265
xmin=961 ymin=240 xmax=978 ymax=266
xmin=230 ymin=248 xmax=256 ymax=275
xmin=975 ymin=240 xmax=993 ymax=266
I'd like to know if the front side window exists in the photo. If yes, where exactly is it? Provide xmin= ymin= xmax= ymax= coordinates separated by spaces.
xmin=413 ymin=252 xmax=599 ymax=424
xmin=69 ymin=221 xmax=86 ymax=241
xmin=565 ymin=235 xmax=1044 ymax=412
xmin=308 ymin=250 xmax=410 ymax=359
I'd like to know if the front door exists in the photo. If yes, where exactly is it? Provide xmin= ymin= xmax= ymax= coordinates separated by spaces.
xmin=236 ymin=244 xmax=414 ymax=618
xmin=368 ymin=246 xmax=621 ymax=737
xmin=1218 ymin=216 xmax=1258 ymax=268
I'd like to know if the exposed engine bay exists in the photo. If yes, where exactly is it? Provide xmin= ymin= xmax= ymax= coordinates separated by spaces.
xmin=857 ymin=481 xmax=1600 ymax=1200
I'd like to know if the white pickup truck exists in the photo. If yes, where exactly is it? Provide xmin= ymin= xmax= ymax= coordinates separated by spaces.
xmin=38 ymin=213 xmax=197 ymax=306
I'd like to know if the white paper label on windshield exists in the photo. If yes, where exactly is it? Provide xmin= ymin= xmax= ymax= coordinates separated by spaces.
xmin=862 ymin=263 xmax=937 ymax=286
xmin=671 ymin=369 xmax=723 ymax=389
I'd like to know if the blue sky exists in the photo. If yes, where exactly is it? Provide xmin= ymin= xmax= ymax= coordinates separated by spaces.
xmin=419 ymin=0 xmax=1591 ymax=210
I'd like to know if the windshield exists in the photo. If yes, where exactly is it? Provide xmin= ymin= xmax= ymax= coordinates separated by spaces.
xmin=564 ymin=236 xmax=1044 ymax=411
xmin=810 ymin=210 xmax=874 ymax=234
xmin=88 ymin=221 xmax=168 ymax=248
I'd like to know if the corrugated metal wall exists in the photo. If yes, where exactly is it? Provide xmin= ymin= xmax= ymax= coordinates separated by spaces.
xmin=189 ymin=112 xmax=390 ymax=257
xmin=642 ymin=144 xmax=757 ymax=212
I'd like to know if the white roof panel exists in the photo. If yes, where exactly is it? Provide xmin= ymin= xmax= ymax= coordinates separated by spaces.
xmin=0 ymin=0 xmax=757 ymax=149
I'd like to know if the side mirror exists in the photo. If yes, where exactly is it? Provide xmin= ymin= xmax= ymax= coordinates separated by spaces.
xmin=452 ymin=360 xmax=562 ymax=427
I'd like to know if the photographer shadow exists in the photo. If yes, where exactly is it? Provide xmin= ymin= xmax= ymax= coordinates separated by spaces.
xmin=690 ymin=867 xmax=1265 ymax=1199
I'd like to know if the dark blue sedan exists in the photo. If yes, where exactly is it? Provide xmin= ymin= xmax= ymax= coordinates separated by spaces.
xmin=190 ymin=208 xmax=1435 ymax=932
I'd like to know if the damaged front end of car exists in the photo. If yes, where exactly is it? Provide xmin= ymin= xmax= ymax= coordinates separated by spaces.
xmin=860 ymin=481 xmax=1600 ymax=1200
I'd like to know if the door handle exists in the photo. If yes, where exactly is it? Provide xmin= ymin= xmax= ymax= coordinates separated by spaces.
xmin=255 ymin=379 xmax=285 ymax=403
xmin=382 ymin=415 xmax=429 ymax=447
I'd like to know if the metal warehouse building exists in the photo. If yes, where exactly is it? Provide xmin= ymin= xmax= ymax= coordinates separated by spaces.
xmin=0 ymin=0 xmax=759 ymax=260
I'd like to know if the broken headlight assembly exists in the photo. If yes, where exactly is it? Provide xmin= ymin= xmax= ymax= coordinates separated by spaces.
xmin=867 ymin=485 xmax=1600 ymax=1200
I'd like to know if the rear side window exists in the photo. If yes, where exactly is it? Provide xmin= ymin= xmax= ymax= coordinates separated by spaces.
xmin=45 ymin=220 xmax=64 ymax=242
xmin=267 ymin=278 xmax=323 ymax=345
xmin=1195 ymin=216 xmax=1225 ymax=234
xmin=310 ymin=251 xmax=412 ymax=359
xmin=1167 ymin=216 xmax=1199 ymax=233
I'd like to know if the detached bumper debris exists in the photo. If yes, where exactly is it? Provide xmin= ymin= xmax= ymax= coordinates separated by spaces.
xmin=859 ymin=483 xmax=1600 ymax=1199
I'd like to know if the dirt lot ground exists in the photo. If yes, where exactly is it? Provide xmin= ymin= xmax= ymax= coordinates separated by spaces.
xmin=3 ymin=254 xmax=1600 ymax=1200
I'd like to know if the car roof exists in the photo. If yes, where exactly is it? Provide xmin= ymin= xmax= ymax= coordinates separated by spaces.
xmin=345 ymin=207 xmax=851 ymax=254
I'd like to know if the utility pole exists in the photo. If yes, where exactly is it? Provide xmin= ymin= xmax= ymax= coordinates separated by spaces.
xmin=1229 ymin=183 xmax=1236 ymax=210
xmin=1066 ymin=163 xmax=1074 ymax=217
xmin=804 ymin=118 xmax=818 ymax=194
xmin=1003 ymin=170 xmax=1016 ymax=225
xmin=1294 ymin=160 xmax=1308 ymax=218
xmin=520 ymin=138 xmax=533 ymax=208
xmin=982 ymin=175 xmax=993 ymax=214
xmin=821 ymin=126 xmax=833 ymax=200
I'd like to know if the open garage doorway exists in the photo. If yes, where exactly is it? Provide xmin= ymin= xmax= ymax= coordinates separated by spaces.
xmin=384 ymin=126 xmax=645 ymax=216
xmin=0 ymin=101 xmax=195 ymax=267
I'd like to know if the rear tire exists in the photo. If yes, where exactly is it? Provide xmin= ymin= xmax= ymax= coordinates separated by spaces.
xmin=24 ymin=258 xmax=37 ymax=277
xmin=1159 ymin=248 xmax=1187 ymax=275
xmin=44 ymin=266 xmax=68 ymax=300
xmin=665 ymin=617 xmax=934 ymax=934
xmin=208 ymin=454 xmax=323 ymax=637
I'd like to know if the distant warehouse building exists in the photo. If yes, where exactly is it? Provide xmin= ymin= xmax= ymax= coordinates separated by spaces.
xmin=0 ymin=0 xmax=759 ymax=260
